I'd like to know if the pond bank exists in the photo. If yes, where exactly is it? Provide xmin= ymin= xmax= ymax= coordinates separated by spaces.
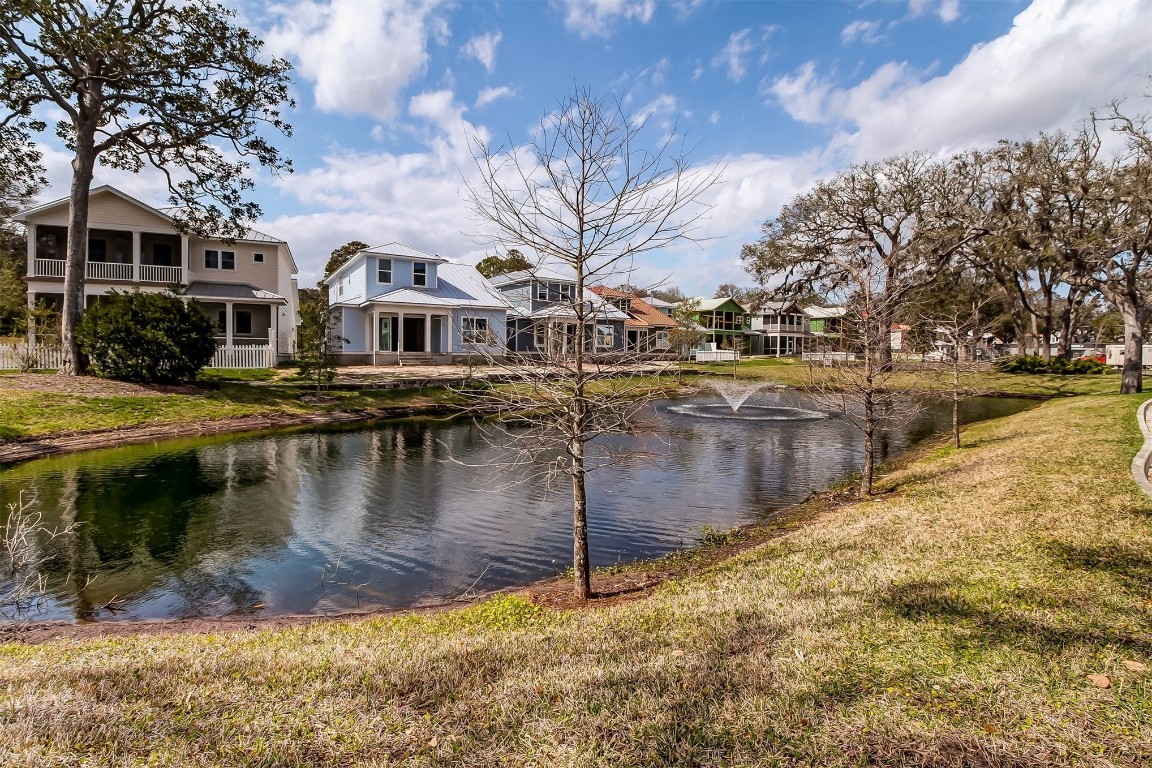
xmin=3 ymin=395 xmax=1149 ymax=765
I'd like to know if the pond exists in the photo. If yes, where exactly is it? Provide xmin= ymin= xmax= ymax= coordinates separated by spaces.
xmin=0 ymin=390 xmax=1035 ymax=622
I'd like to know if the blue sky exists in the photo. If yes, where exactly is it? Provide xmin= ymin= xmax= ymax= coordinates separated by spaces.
xmin=30 ymin=0 xmax=1152 ymax=294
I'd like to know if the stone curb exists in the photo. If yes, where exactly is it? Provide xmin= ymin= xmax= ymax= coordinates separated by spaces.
xmin=1131 ymin=398 xmax=1152 ymax=499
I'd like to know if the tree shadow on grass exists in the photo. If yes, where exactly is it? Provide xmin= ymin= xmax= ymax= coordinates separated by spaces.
xmin=1045 ymin=540 xmax=1152 ymax=593
xmin=879 ymin=578 xmax=1151 ymax=655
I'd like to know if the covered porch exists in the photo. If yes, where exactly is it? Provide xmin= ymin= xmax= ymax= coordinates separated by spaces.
xmin=367 ymin=304 xmax=452 ymax=364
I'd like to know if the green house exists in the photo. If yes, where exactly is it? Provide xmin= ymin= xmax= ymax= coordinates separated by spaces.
xmin=688 ymin=297 xmax=752 ymax=353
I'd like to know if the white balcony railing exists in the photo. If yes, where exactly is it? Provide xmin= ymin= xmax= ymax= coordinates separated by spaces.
xmin=86 ymin=261 xmax=133 ymax=281
xmin=33 ymin=258 xmax=66 ymax=277
xmin=139 ymin=264 xmax=182 ymax=283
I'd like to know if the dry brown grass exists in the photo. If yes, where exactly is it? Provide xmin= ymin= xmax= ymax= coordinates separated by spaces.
xmin=2 ymin=394 xmax=1150 ymax=766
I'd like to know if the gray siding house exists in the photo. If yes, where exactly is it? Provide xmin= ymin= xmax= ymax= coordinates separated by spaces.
xmin=489 ymin=268 xmax=628 ymax=356
xmin=322 ymin=243 xmax=510 ymax=365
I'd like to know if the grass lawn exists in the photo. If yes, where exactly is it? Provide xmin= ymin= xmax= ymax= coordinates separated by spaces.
xmin=2 ymin=394 xmax=1150 ymax=765
xmin=0 ymin=379 xmax=465 ymax=441
xmin=685 ymin=357 xmax=1122 ymax=397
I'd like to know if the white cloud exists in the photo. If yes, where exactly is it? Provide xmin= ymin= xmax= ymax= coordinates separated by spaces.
xmin=266 ymin=0 xmax=446 ymax=122
xmin=709 ymin=111 xmax=720 ymax=125
xmin=475 ymin=86 xmax=516 ymax=108
xmin=841 ymin=19 xmax=883 ymax=44
xmin=767 ymin=62 xmax=833 ymax=124
xmin=908 ymin=0 xmax=961 ymax=23
xmin=712 ymin=28 xmax=755 ymax=82
xmin=461 ymin=31 xmax=502 ymax=73
xmin=558 ymin=0 xmax=656 ymax=39
xmin=773 ymin=0 xmax=1152 ymax=163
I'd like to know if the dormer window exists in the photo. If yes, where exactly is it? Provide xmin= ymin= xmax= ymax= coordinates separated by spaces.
xmin=377 ymin=258 xmax=392 ymax=284
xmin=413 ymin=262 xmax=427 ymax=287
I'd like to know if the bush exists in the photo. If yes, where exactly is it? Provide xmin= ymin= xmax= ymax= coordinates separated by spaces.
xmin=993 ymin=354 xmax=1108 ymax=375
xmin=77 ymin=290 xmax=216 ymax=383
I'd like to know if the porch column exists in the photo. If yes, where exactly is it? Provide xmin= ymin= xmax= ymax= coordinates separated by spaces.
xmin=25 ymin=223 xmax=35 ymax=276
xmin=270 ymin=303 xmax=279 ymax=356
xmin=397 ymin=311 xmax=405 ymax=353
xmin=372 ymin=309 xmax=378 ymax=365
xmin=224 ymin=301 xmax=233 ymax=347
xmin=131 ymin=230 xmax=141 ymax=281
xmin=26 ymin=292 xmax=35 ymax=344
xmin=425 ymin=313 xmax=432 ymax=354
xmin=179 ymin=235 xmax=189 ymax=285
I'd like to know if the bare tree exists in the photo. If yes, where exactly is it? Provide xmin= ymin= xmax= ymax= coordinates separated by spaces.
xmin=465 ymin=88 xmax=720 ymax=599
xmin=1 ymin=490 xmax=79 ymax=619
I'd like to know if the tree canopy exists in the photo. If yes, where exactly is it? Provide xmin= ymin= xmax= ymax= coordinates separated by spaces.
xmin=475 ymin=248 xmax=533 ymax=278
xmin=324 ymin=240 xmax=370 ymax=278
xmin=0 ymin=0 xmax=294 ymax=373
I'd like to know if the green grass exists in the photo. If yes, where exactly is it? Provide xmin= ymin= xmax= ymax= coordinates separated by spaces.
xmin=0 ymin=382 xmax=465 ymax=441
xmin=2 ymin=394 xmax=1150 ymax=765
xmin=686 ymin=357 xmax=1121 ymax=397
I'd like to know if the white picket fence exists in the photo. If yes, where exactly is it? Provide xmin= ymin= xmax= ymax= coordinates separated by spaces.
xmin=692 ymin=349 xmax=740 ymax=362
xmin=0 ymin=343 xmax=63 ymax=370
xmin=211 ymin=345 xmax=274 ymax=369
xmin=0 ymin=342 xmax=273 ymax=370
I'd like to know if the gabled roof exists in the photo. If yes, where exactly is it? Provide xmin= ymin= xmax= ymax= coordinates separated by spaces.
xmin=363 ymin=242 xmax=447 ymax=262
xmin=323 ymin=241 xmax=448 ymax=285
xmin=692 ymin=297 xmax=749 ymax=313
xmin=755 ymin=300 xmax=803 ymax=314
xmin=590 ymin=286 xmax=675 ymax=328
xmin=16 ymin=185 xmax=175 ymax=224
xmin=354 ymin=263 xmax=510 ymax=311
xmin=804 ymin=305 xmax=847 ymax=319
xmin=488 ymin=266 xmax=574 ymax=286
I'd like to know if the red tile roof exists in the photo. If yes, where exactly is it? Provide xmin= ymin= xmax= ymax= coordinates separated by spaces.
xmin=590 ymin=286 xmax=676 ymax=328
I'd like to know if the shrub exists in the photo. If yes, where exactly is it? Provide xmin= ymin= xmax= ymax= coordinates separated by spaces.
xmin=993 ymin=354 xmax=1108 ymax=375
xmin=77 ymin=290 xmax=216 ymax=383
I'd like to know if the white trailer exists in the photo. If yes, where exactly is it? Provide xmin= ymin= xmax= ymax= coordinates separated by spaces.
xmin=1106 ymin=344 xmax=1152 ymax=368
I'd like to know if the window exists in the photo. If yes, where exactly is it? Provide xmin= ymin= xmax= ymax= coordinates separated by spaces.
xmin=462 ymin=317 xmax=489 ymax=344
xmin=235 ymin=310 xmax=252 ymax=335
xmin=558 ymin=283 xmax=575 ymax=301
xmin=216 ymin=310 xmax=226 ymax=331
xmin=377 ymin=258 xmax=392 ymax=284
xmin=536 ymin=282 xmax=548 ymax=301
xmin=533 ymin=322 xmax=545 ymax=349
xmin=595 ymin=324 xmax=615 ymax=350
xmin=655 ymin=330 xmax=670 ymax=349
xmin=205 ymin=250 xmax=235 ymax=269
xmin=413 ymin=262 xmax=427 ymax=287
xmin=253 ymin=252 xmax=264 ymax=263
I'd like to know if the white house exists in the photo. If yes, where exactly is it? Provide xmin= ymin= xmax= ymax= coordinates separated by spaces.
xmin=749 ymin=300 xmax=809 ymax=356
xmin=18 ymin=185 xmax=299 ymax=364
xmin=322 ymin=243 xmax=511 ymax=365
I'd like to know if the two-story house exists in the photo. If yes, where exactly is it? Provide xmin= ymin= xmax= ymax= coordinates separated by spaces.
xmin=18 ymin=185 xmax=299 ymax=363
xmin=489 ymin=268 xmax=627 ymax=356
xmin=749 ymin=300 xmax=809 ymax=356
xmin=322 ymin=243 xmax=510 ymax=365
xmin=589 ymin=286 xmax=676 ymax=354
xmin=804 ymin=305 xmax=847 ymax=350
xmin=686 ymin=297 xmax=752 ymax=354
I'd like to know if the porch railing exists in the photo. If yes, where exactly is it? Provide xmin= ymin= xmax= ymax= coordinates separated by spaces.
xmin=86 ymin=261 xmax=133 ymax=280
xmin=32 ymin=258 xmax=65 ymax=277
xmin=139 ymin=264 xmax=182 ymax=283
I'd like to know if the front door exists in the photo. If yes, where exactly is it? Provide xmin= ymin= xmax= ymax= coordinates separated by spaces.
xmin=403 ymin=316 xmax=425 ymax=352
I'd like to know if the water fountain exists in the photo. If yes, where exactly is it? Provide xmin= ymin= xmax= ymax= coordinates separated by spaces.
xmin=666 ymin=378 xmax=829 ymax=422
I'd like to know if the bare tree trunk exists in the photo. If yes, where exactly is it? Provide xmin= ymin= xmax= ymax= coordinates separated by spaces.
xmin=570 ymin=435 xmax=591 ymax=600
xmin=59 ymin=117 xmax=98 ymax=376
xmin=1119 ymin=300 xmax=1144 ymax=394
xmin=952 ymin=364 xmax=961 ymax=449
xmin=861 ymin=414 xmax=874 ymax=496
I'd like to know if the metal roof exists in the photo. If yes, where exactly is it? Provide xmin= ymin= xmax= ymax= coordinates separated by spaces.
xmin=186 ymin=281 xmax=286 ymax=303
xmin=363 ymin=242 xmax=447 ymax=262
xmin=487 ymin=266 xmax=575 ymax=286
xmin=355 ymin=263 xmax=510 ymax=310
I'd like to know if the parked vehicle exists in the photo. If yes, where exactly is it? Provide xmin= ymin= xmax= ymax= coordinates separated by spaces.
xmin=1105 ymin=344 xmax=1152 ymax=369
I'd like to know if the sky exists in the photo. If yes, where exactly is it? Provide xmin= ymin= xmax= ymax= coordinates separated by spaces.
xmin=27 ymin=0 xmax=1152 ymax=295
